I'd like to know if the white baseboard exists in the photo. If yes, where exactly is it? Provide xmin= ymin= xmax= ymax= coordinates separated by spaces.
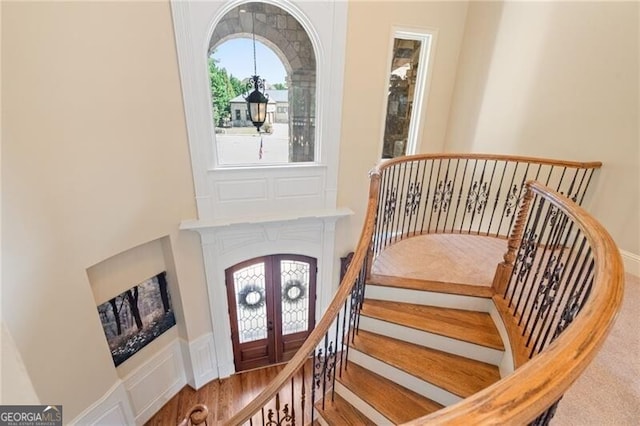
xmin=620 ymin=250 xmax=640 ymax=277
xmin=123 ymin=339 xmax=187 ymax=425
xmin=185 ymin=333 xmax=218 ymax=389
xmin=69 ymin=381 xmax=135 ymax=426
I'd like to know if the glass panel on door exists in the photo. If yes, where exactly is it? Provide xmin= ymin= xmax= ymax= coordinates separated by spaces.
xmin=280 ymin=260 xmax=311 ymax=336
xmin=232 ymin=262 xmax=268 ymax=344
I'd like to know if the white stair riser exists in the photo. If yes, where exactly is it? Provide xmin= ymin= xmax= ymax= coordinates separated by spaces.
xmin=358 ymin=316 xmax=503 ymax=365
xmin=366 ymin=285 xmax=492 ymax=312
xmin=334 ymin=382 xmax=390 ymax=425
xmin=490 ymin=304 xmax=516 ymax=377
xmin=314 ymin=409 xmax=329 ymax=426
xmin=346 ymin=349 xmax=462 ymax=407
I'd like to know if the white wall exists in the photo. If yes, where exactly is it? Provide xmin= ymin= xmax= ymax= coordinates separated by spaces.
xmin=1 ymin=323 xmax=40 ymax=404
xmin=444 ymin=1 xmax=639 ymax=260
xmin=1 ymin=1 xmax=209 ymax=419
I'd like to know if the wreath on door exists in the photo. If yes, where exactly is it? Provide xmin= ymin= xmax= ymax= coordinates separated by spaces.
xmin=237 ymin=284 xmax=266 ymax=311
xmin=282 ymin=279 xmax=306 ymax=304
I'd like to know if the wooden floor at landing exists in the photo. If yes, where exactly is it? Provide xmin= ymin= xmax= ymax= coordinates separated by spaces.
xmin=146 ymin=361 xmax=313 ymax=425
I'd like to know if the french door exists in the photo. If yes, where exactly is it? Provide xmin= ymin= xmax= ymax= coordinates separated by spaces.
xmin=225 ymin=254 xmax=317 ymax=372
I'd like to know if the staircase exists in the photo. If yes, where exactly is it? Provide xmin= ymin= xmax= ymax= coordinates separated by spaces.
xmin=314 ymin=272 xmax=506 ymax=425
xmin=220 ymin=154 xmax=623 ymax=426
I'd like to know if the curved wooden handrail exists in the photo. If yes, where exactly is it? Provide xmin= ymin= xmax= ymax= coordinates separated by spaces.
xmin=178 ymin=404 xmax=209 ymax=426
xmin=375 ymin=152 xmax=602 ymax=171
xmin=224 ymin=170 xmax=382 ymax=425
xmin=402 ymin=181 xmax=624 ymax=425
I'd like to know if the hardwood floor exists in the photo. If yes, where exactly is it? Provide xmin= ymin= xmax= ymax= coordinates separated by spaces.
xmin=146 ymin=361 xmax=313 ymax=425
xmin=372 ymin=233 xmax=507 ymax=286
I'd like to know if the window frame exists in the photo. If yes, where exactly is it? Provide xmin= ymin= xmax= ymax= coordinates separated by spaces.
xmin=380 ymin=28 xmax=435 ymax=159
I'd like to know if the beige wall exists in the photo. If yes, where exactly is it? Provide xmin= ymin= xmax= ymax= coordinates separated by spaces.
xmin=445 ymin=1 xmax=639 ymax=255
xmin=1 ymin=1 xmax=209 ymax=418
xmin=3 ymin=0 xmax=637 ymax=420
xmin=336 ymin=0 xmax=470 ymax=254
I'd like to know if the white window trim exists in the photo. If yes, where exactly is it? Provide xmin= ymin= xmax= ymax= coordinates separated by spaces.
xmin=380 ymin=27 xmax=437 ymax=158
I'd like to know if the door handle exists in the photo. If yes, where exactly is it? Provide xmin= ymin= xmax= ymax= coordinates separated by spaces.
xmin=267 ymin=320 xmax=273 ymax=331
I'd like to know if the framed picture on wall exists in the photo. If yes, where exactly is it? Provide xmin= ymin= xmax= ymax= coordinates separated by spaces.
xmin=96 ymin=271 xmax=176 ymax=367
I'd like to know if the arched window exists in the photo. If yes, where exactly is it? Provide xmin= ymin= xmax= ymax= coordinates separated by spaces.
xmin=209 ymin=2 xmax=317 ymax=166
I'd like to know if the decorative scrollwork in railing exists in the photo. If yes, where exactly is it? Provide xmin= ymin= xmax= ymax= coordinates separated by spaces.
xmin=382 ymin=187 xmax=397 ymax=224
xmin=372 ymin=154 xmax=601 ymax=257
xmin=466 ymin=180 xmax=490 ymax=214
xmin=504 ymin=184 xmax=521 ymax=217
xmin=432 ymin=179 xmax=453 ymax=213
xmin=405 ymin=181 xmax=422 ymax=216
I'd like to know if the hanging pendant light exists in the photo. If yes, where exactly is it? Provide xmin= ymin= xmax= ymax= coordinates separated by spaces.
xmin=244 ymin=12 xmax=269 ymax=132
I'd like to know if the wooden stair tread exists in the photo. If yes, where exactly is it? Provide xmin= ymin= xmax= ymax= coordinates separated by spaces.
xmin=361 ymin=299 xmax=504 ymax=350
xmin=314 ymin=393 xmax=375 ymax=426
xmin=339 ymin=362 xmax=443 ymax=423
xmin=351 ymin=330 xmax=501 ymax=398
xmin=368 ymin=274 xmax=494 ymax=298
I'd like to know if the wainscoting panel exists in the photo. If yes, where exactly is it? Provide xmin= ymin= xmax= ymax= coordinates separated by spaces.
xmin=187 ymin=333 xmax=218 ymax=389
xmin=206 ymin=167 xmax=328 ymax=220
xmin=275 ymin=176 xmax=323 ymax=198
xmin=216 ymin=179 xmax=268 ymax=202
xmin=69 ymin=381 xmax=135 ymax=426
xmin=123 ymin=339 xmax=187 ymax=425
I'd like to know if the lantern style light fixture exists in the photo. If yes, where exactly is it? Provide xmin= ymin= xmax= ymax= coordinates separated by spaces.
xmin=244 ymin=12 xmax=269 ymax=132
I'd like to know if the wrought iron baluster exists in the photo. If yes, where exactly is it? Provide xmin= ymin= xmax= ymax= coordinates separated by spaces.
xmin=426 ymin=159 xmax=443 ymax=232
xmin=321 ymin=334 xmax=328 ymax=409
xmin=512 ymin=195 xmax=545 ymax=312
xmin=525 ymin=212 xmax=570 ymax=348
xmin=404 ymin=161 xmax=422 ymax=236
xmin=413 ymin=160 xmax=428 ymax=236
xmin=340 ymin=298 xmax=349 ymax=374
xmin=397 ymin=162 xmax=410 ymax=242
xmin=393 ymin=163 xmax=408 ymax=243
xmin=442 ymin=158 xmax=460 ymax=233
xmin=577 ymin=168 xmax=596 ymax=205
xmin=290 ymin=376 xmax=295 ymax=426
xmin=310 ymin=351 xmax=316 ymax=423
xmin=496 ymin=161 xmax=517 ymax=235
xmin=433 ymin=158 xmax=451 ymax=232
xmin=476 ymin=159 xmax=497 ymax=235
xmin=533 ymin=220 xmax=582 ymax=353
xmin=486 ymin=160 xmax=505 ymax=236
xmin=553 ymin=251 xmax=594 ymax=340
xmin=505 ymin=162 xmax=530 ymax=237
xmin=462 ymin=159 xmax=479 ymax=233
xmin=332 ymin=312 xmax=340 ymax=401
xmin=450 ymin=158 xmax=469 ymax=233
xmin=300 ymin=364 xmax=305 ymax=425
xmin=518 ymin=201 xmax=562 ymax=330
xmin=466 ymin=159 xmax=489 ymax=234
xmin=420 ymin=159 xmax=436 ymax=234
xmin=554 ymin=166 xmax=568 ymax=193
